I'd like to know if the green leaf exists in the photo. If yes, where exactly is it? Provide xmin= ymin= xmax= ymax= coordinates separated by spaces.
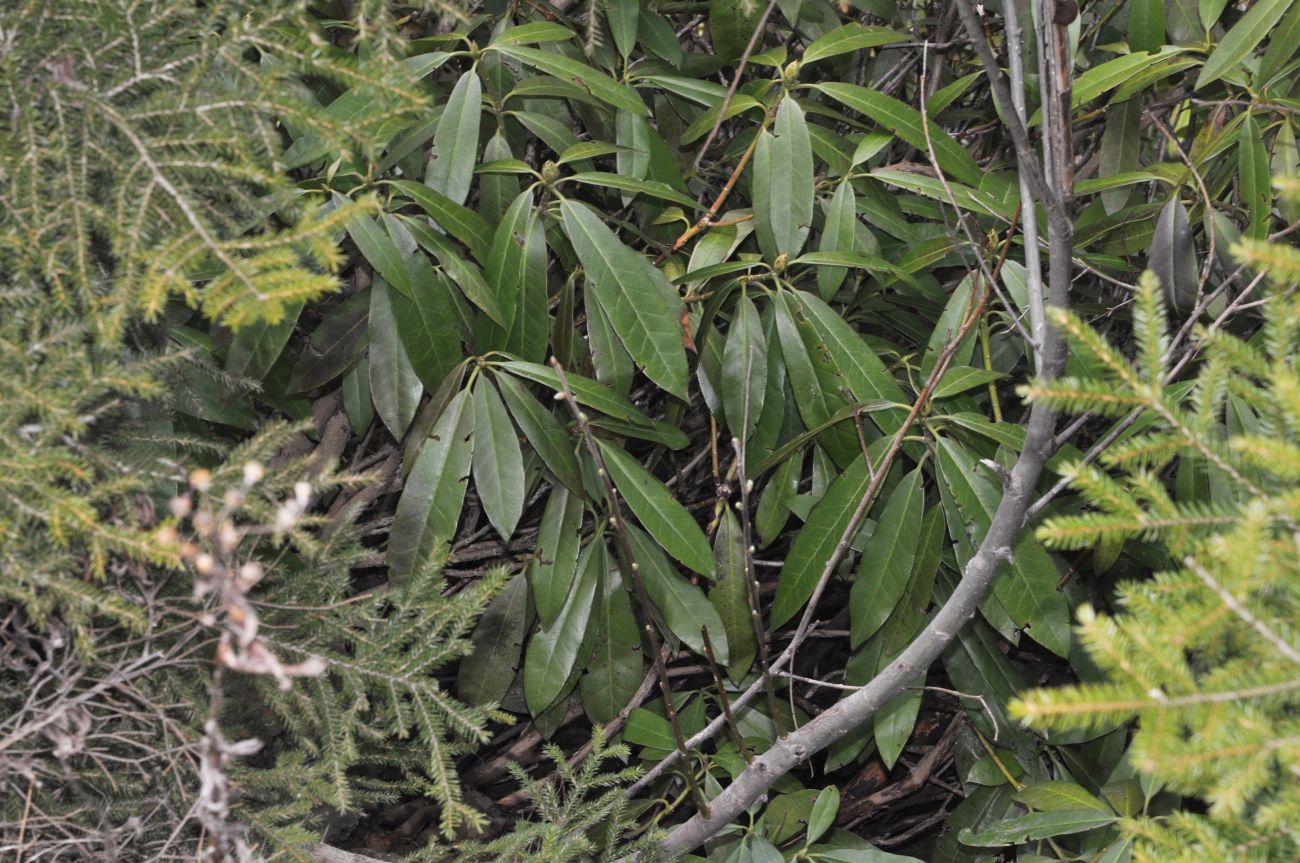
xmin=342 ymin=357 xmax=374 ymax=435
xmin=458 ymin=572 xmax=530 ymax=706
xmin=722 ymin=293 xmax=767 ymax=443
xmin=388 ymin=389 xmax=475 ymax=582
xmin=1260 ymin=0 xmax=1300 ymax=84
xmin=802 ymin=23 xmax=908 ymax=65
xmin=581 ymin=567 xmax=643 ymax=723
xmin=875 ymin=682 xmax=922 ymax=770
xmin=586 ymin=289 xmax=634 ymax=395
xmin=227 ymin=301 xmax=302 ymax=381
xmin=753 ymin=96 xmax=814 ymax=260
xmin=814 ymin=83 xmax=982 ymax=186
xmin=525 ymin=539 xmax=601 ymax=716
xmin=869 ymin=170 xmax=1014 ymax=218
xmin=1240 ymin=115 xmax=1271 ymax=239
xmin=607 ymin=0 xmax=639 ymax=58
xmin=1015 ymin=780 xmax=1113 ymax=814
xmin=850 ymin=468 xmax=923 ymax=648
xmin=472 ymin=377 xmax=526 ymax=540
xmin=369 ymin=279 xmax=423 ymax=438
xmin=497 ymin=360 xmax=659 ymax=425
xmin=1128 ymin=0 xmax=1165 ymax=54
xmin=480 ymin=190 xmax=536 ymax=340
xmin=709 ymin=506 xmax=757 ymax=681
xmin=491 ymin=21 xmax=576 ymax=47
xmin=817 ymin=181 xmax=857 ymax=300
xmin=797 ymin=291 xmax=908 ymax=433
xmin=708 ymin=0 xmax=761 ymax=60
xmin=385 ymin=179 xmax=491 ymax=262
xmin=1197 ymin=0 xmax=1292 ymax=89
xmin=1056 ymin=48 xmax=1187 ymax=118
xmin=627 ymin=525 xmax=729 ymax=664
xmin=599 ymin=441 xmax=714 ymax=575
xmin=426 ymin=68 xmax=482 ymax=206
xmin=1149 ymin=197 xmax=1198 ymax=314
xmin=624 ymin=706 xmax=677 ymax=751
xmin=393 ymin=261 xmax=462 ymax=391
xmin=289 ymin=291 xmax=370 ymax=393
xmin=772 ymin=457 xmax=870 ymax=628
xmin=494 ymin=372 xmax=583 ymax=494
xmin=348 ymin=213 xmax=412 ymax=298
xmin=756 ymin=452 xmax=801 ymax=546
xmin=561 ymin=199 xmax=688 ymax=398
xmin=561 ymin=171 xmax=700 ymax=210
xmin=529 ymin=484 xmax=586 ymax=626
xmin=807 ymin=786 xmax=841 ymax=844
xmin=958 ymin=810 xmax=1117 ymax=846
xmin=933 ymin=366 xmax=1005 ymax=399
xmin=493 ymin=45 xmax=648 ymax=116
xmin=813 ymin=850 xmax=924 ymax=863
xmin=404 ymin=217 xmax=506 ymax=325
xmin=478 ymin=130 xmax=519 ymax=226
xmin=638 ymin=11 xmax=682 ymax=66
xmin=936 ymin=437 xmax=1071 ymax=657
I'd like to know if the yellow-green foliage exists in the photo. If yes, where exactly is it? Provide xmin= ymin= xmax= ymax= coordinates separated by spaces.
xmin=1012 ymin=236 xmax=1300 ymax=860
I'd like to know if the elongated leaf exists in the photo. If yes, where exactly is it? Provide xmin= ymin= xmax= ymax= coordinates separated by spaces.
xmin=561 ymin=172 xmax=700 ymax=210
xmin=936 ymin=436 xmax=1070 ymax=657
xmin=227 ymin=301 xmax=302 ymax=381
xmin=458 ymin=572 xmax=529 ymax=706
xmin=806 ymin=787 xmax=841 ymax=845
xmin=772 ymin=457 xmax=870 ymax=628
xmin=388 ymin=389 xmax=475 ymax=582
xmin=426 ymin=69 xmax=482 ymax=205
xmin=818 ymin=181 xmax=857 ymax=299
xmin=814 ymin=83 xmax=981 ymax=185
xmin=386 ymin=179 xmax=491 ymax=262
xmin=393 ymin=261 xmax=461 ymax=390
xmin=561 ymin=200 xmax=688 ymax=398
xmin=599 ymin=441 xmax=713 ymax=575
xmin=1197 ymin=0 xmax=1291 ymax=89
xmin=709 ymin=0 xmax=760 ymax=60
xmin=933 ymin=366 xmax=1005 ymax=399
xmin=491 ymin=21 xmax=576 ymax=47
xmin=525 ymin=539 xmax=601 ymax=715
xmin=802 ymin=23 xmax=908 ymax=64
xmin=1128 ymin=0 xmax=1164 ymax=53
xmin=850 ymin=468 xmax=924 ymax=648
xmin=472 ymin=378 xmax=525 ymax=540
xmin=709 ymin=506 xmax=757 ymax=681
xmin=875 ymin=681 xmax=922 ymax=770
xmin=497 ymin=360 xmax=657 ymax=425
xmin=369 ymin=279 xmax=423 ymax=438
xmin=606 ymin=0 xmax=639 ymax=58
xmin=288 ymin=290 xmax=370 ymax=393
xmin=493 ymin=45 xmax=648 ymax=115
xmin=1098 ymin=101 xmax=1143 ymax=214
xmin=753 ymin=96 xmax=814 ymax=260
xmin=958 ymin=810 xmax=1117 ymax=846
xmin=349 ymin=213 xmax=412 ymax=298
xmin=341 ymin=357 xmax=374 ymax=435
xmin=1149 ymin=197 xmax=1198 ymax=314
xmin=722 ymin=294 xmax=767 ymax=443
xmin=529 ymin=485 xmax=585 ymax=626
xmin=627 ymin=525 xmax=728 ymax=664
xmin=1016 ymin=780 xmax=1112 ymax=814
xmin=478 ymin=130 xmax=518 ymax=226
xmin=581 ymin=567 xmax=643 ymax=722
xmin=797 ymin=291 xmax=907 ymax=432
xmin=494 ymin=372 xmax=583 ymax=494
xmin=1240 ymin=115 xmax=1271 ymax=239
xmin=404 ymin=217 xmax=506 ymax=325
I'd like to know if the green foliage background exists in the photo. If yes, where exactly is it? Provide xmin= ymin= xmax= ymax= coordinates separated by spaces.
xmin=1 ymin=0 xmax=1298 ymax=861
